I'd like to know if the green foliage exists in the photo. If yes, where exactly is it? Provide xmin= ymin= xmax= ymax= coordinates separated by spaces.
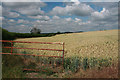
xmin=30 ymin=27 xmax=41 ymax=34
xmin=2 ymin=28 xmax=15 ymax=40
xmin=89 ymin=57 xmax=98 ymax=68
xmin=70 ymin=57 xmax=80 ymax=72
xmin=83 ymin=57 xmax=89 ymax=70
xmin=63 ymin=58 xmax=71 ymax=71
xmin=64 ymin=57 xmax=80 ymax=72
xmin=63 ymin=56 xmax=112 ymax=72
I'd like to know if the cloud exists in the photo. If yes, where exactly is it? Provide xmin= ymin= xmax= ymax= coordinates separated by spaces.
xmin=2 ymin=0 xmax=119 ymax=2
xmin=75 ymin=18 xmax=82 ymax=22
xmin=3 ymin=10 xmax=20 ymax=18
xmin=2 ymin=2 xmax=118 ymax=33
xmin=5 ymin=24 xmax=32 ymax=33
xmin=91 ymin=5 xmax=118 ymax=24
xmin=3 ymin=2 xmax=46 ymax=16
xmin=30 ymin=17 xmax=79 ymax=33
xmin=0 ymin=5 xmax=2 ymax=16
xmin=91 ymin=8 xmax=110 ymax=21
xmin=29 ymin=15 xmax=50 ymax=21
xmin=50 ymin=2 xmax=94 ymax=16
xmin=9 ymin=19 xmax=15 ymax=22
xmin=90 ymin=2 xmax=118 ymax=16
xmin=91 ymin=0 xmax=119 ymax=2
xmin=70 ymin=0 xmax=80 ymax=5
xmin=2 ymin=0 xmax=42 ymax=2
xmin=3 ymin=2 xmax=46 ymax=8
xmin=65 ymin=17 xmax=72 ymax=21
xmin=52 ymin=15 xmax=60 ymax=19
xmin=50 ymin=6 xmax=67 ymax=16
xmin=17 ymin=19 xmax=30 ymax=24
xmin=18 ymin=8 xmax=44 ymax=16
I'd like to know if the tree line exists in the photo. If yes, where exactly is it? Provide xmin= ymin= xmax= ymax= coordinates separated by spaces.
xmin=1 ymin=27 xmax=83 ymax=40
xmin=1 ymin=27 xmax=57 ymax=40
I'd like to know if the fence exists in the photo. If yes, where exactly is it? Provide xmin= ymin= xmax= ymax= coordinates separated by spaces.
xmin=0 ymin=40 xmax=64 ymax=72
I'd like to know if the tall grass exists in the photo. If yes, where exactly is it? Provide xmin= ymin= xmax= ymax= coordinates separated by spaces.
xmin=2 ymin=42 xmax=25 ymax=78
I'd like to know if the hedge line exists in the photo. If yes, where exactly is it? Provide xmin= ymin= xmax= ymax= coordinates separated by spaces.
xmin=1 ymin=28 xmax=57 ymax=40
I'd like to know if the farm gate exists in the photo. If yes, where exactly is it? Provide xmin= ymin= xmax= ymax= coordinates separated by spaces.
xmin=0 ymin=40 xmax=64 ymax=72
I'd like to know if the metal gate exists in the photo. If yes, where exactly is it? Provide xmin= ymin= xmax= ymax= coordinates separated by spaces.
xmin=0 ymin=40 xmax=64 ymax=72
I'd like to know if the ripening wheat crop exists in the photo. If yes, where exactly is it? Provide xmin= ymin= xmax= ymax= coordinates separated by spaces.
xmin=14 ymin=30 xmax=118 ymax=61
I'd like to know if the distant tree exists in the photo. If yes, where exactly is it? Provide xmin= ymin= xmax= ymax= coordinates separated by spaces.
xmin=57 ymin=31 xmax=61 ymax=34
xmin=30 ymin=27 xmax=41 ymax=34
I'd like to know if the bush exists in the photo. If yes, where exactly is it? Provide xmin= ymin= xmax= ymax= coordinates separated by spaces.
xmin=2 ymin=28 xmax=15 ymax=40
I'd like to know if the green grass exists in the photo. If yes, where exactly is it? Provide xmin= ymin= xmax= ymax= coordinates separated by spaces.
xmin=2 ymin=55 xmax=25 ymax=78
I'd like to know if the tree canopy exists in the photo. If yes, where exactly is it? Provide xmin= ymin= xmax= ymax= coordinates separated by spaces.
xmin=30 ymin=27 xmax=41 ymax=34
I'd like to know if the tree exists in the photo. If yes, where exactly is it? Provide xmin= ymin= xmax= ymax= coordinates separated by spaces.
xmin=57 ymin=31 xmax=61 ymax=34
xmin=30 ymin=27 xmax=41 ymax=34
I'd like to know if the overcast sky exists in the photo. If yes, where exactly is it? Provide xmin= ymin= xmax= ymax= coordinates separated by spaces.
xmin=1 ymin=0 xmax=119 ymax=33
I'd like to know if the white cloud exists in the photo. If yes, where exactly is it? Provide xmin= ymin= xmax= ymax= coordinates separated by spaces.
xmin=90 ymin=2 xmax=118 ymax=23
xmin=3 ymin=2 xmax=46 ymax=16
xmin=2 ymin=0 xmax=42 ymax=2
xmin=65 ymin=17 xmax=72 ymax=21
xmin=91 ymin=0 xmax=119 ymax=2
xmin=9 ymin=12 xmax=20 ymax=18
xmin=50 ymin=2 xmax=93 ymax=16
xmin=3 ymin=2 xmax=46 ymax=8
xmin=2 ymin=0 xmax=119 ymax=2
xmin=52 ymin=15 xmax=60 ymax=19
xmin=18 ymin=8 xmax=44 ymax=16
xmin=91 ymin=8 xmax=110 ymax=21
xmin=50 ymin=6 xmax=67 ymax=16
xmin=75 ymin=18 xmax=82 ymax=22
xmin=0 ymin=17 xmax=4 ymax=20
xmin=9 ymin=19 xmax=15 ymax=22
xmin=71 ymin=0 xmax=80 ymax=5
xmin=3 ymin=11 xmax=20 ymax=18
xmin=0 ymin=5 xmax=2 ymax=17
xmin=17 ymin=19 xmax=25 ymax=23
xmin=29 ymin=15 xmax=50 ymax=21
xmin=2 ymin=2 xmax=118 ymax=33
xmin=64 ymin=0 xmax=119 ymax=2
xmin=17 ymin=19 xmax=30 ymax=24
xmin=78 ymin=21 xmax=91 ymax=25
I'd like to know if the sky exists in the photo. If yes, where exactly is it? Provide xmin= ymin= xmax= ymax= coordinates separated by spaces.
xmin=0 ymin=0 xmax=119 ymax=33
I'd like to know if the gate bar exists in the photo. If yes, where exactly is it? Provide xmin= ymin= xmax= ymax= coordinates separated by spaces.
xmin=0 ymin=52 xmax=63 ymax=58
xmin=1 ymin=40 xmax=65 ymax=72
xmin=3 ymin=47 xmax=63 ymax=51
xmin=0 ymin=40 xmax=63 ymax=45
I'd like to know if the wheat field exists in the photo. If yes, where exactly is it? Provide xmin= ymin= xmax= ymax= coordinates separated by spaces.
xmin=14 ymin=29 xmax=118 ymax=61
xmin=13 ymin=29 xmax=119 ymax=78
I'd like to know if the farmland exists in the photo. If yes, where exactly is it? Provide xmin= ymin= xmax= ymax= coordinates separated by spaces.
xmin=15 ymin=29 xmax=118 ymax=59
xmin=3 ymin=29 xmax=118 ymax=78
xmin=13 ymin=29 xmax=118 ymax=78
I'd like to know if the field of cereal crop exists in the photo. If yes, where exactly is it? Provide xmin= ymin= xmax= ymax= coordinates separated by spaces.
xmin=15 ymin=29 xmax=118 ymax=60
xmin=14 ymin=29 xmax=118 ymax=78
